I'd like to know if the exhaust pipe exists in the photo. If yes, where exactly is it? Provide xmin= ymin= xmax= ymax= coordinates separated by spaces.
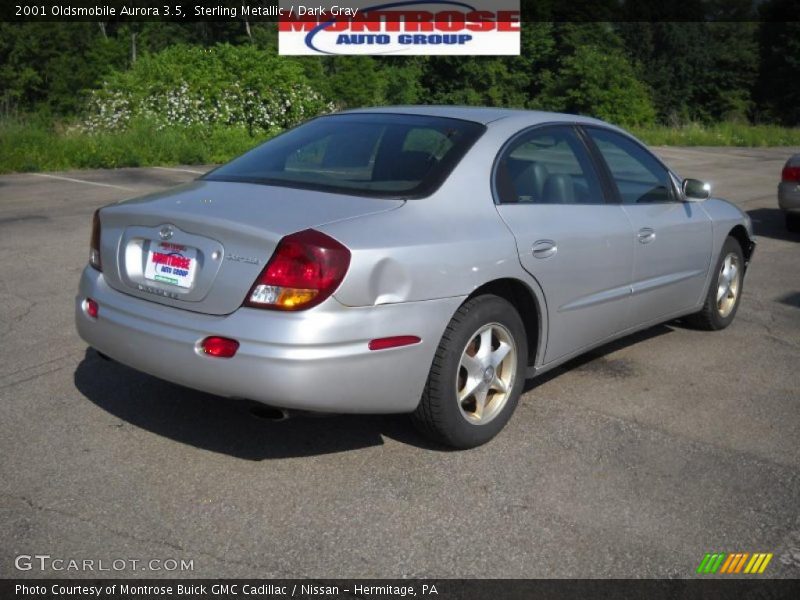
xmin=249 ymin=405 xmax=290 ymax=422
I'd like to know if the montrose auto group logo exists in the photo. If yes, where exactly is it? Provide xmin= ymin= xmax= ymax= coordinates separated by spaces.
xmin=278 ymin=0 xmax=520 ymax=55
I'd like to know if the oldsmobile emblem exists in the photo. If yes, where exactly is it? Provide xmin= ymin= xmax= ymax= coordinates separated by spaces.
xmin=137 ymin=284 xmax=179 ymax=299
xmin=226 ymin=253 xmax=260 ymax=265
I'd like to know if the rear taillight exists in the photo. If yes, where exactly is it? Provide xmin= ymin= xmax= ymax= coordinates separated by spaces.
xmin=89 ymin=209 xmax=102 ymax=271
xmin=245 ymin=229 xmax=351 ymax=311
xmin=782 ymin=165 xmax=800 ymax=183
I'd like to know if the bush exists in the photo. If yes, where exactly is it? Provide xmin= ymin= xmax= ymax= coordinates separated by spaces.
xmin=537 ymin=44 xmax=657 ymax=127
xmin=79 ymin=44 xmax=334 ymax=134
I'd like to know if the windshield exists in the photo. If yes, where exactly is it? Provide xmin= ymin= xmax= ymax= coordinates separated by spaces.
xmin=204 ymin=113 xmax=486 ymax=198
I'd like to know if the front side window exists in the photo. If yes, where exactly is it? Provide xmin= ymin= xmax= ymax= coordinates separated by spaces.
xmin=495 ymin=126 xmax=604 ymax=205
xmin=586 ymin=128 xmax=676 ymax=204
xmin=204 ymin=113 xmax=485 ymax=198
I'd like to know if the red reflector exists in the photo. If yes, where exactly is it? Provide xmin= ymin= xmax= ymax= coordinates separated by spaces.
xmin=782 ymin=165 xmax=800 ymax=182
xmin=201 ymin=336 xmax=239 ymax=358
xmin=368 ymin=336 xmax=421 ymax=351
xmin=85 ymin=298 xmax=99 ymax=319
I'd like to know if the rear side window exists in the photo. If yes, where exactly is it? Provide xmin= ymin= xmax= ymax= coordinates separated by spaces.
xmin=586 ymin=128 xmax=676 ymax=204
xmin=495 ymin=126 xmax=605 ymax=205
xmin=205 ymin=113 xmax=485 ymax=198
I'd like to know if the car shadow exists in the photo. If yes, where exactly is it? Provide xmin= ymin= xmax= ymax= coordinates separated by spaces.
xmin=73 ymin=348 xmax=444 ymax=460
xmin=523 ymin=324 xmax=675 ymax=393
xmin=777 ymin=291 xmax=800 ymax=309
xmin=747 ymin=207 xmax=800 ymax=243
xmin=76 ymin=325 xmax=678 ymax=459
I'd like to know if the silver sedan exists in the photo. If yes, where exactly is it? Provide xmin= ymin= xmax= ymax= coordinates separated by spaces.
xmin=76 ymin=107 xmax=755 ymax=448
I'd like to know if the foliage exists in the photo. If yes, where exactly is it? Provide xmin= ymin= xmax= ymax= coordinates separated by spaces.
xmin=419 ymin=56 xmax=528 ymax=108
xmin=78 ymin=44 xmax=334 ymax=134
xmin=631 ymin=122 xmax=800 ymax=147
xmin=0 ymin=23 xmax=128 ymax=115
xmin=3 ymin=15 xmax=798 ymax=127
xmin=0 ymin=117 xmax=263 ymax=173
xmin=756 ymin=0 xmax=800 ymax=125
xmin=618 ymin=21 xmax=758 ymax=124
xmin=319 ymin=56 xmax=389 ymax=108
xmin=2 ymin=4 xmax=800 ymax=175
xmin=3 ymin=116 xmax=798 ymax=175
xmin=537 ymin=43 xmax=657 ymax=126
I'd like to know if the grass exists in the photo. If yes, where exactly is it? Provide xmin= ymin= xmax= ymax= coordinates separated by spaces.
xmin=632 ymin=122 xmax=800 ymax=147
xmin=0 ymin=118 xmax=267 ymax=174
xmin=1 ymin=118 xmax=799 ymax=174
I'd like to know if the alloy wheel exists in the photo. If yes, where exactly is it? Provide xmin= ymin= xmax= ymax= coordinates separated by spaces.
xmin=455 ymin=323 xmax=517 ymax=425
xmin=716 ymin=252 xmax=741 ymax=318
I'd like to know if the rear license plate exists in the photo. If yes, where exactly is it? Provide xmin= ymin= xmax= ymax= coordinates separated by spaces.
xmin=144 ymin=242 xmax=197 ymax=289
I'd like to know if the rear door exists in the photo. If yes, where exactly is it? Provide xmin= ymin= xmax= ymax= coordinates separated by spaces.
xmin=494 ymin=125 xmax=634 ymax=364
xmin=583 ymin=127 xmax=712 ymax=326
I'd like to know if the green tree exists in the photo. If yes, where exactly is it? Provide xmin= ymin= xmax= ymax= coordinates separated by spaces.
xmin=537 ymin=44 xmax=656 ymax=125
xmin=320 ymin=56 xmax=389 ymax=108
xmin=756 ymin=0 xmax=800 ymax=125
xmin=420 ymin=56 xmax=527 ymax=107
xmin=0 ymin=23 xmax=127 ymax=115
xmin=511 ymin=21 xmax=558 ymax=108
xmin=381 ymin=58 xmax=426 ymax=105
xmin=618 ymin=22 xmax=711 ymax=123
xmin=416 ymin=23 xmax=558 ymax=109
xmin=617 ymin=1 xmax=758 ymax=124
xmin=703 ymin=22 xmax=758 ymax=123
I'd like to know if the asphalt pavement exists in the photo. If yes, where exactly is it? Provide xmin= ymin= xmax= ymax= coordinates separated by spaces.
xmin=0 ymin=149 xmax=798 ymax=578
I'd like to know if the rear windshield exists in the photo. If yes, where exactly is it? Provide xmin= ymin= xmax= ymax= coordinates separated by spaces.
xmin=203 ymin=113 xmax=486 ymax=198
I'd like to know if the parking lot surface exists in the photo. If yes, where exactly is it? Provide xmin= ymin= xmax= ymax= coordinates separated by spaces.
xmin=0 ymin=149 xmax=798 ymax=578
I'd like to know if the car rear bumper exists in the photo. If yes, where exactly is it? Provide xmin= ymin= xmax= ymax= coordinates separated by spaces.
xmin=779 ymin=182 xmax=800 ymax=212
xmin=76 ymin=267 xmax=463 ymax=413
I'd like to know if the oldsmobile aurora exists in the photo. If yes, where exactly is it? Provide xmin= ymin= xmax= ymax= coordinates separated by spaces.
xmin=76 ymin=107 xmax=755 ymax=448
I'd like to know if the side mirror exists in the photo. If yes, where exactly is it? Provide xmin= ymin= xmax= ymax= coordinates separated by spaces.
xmin=682 ymin=178 xmax=711 ymax=202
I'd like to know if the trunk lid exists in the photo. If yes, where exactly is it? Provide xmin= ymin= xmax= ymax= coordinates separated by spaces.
xmin=99 ymin=181 xmax=403 ymax=315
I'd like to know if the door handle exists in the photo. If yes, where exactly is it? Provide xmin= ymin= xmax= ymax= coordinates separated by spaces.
xmin=637 ymin=228 xmax=656 ymax=244
xmin=532 ymin=240 xmax=557 ymax=259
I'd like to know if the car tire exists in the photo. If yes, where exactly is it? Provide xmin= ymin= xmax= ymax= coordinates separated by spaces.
xmin=412 ymin=294 xmax=527 ymax=449
xmin=787 ymin=213 xmax=800 ymax=233
xmin=685 ymin=236 xmax=745 ymax=331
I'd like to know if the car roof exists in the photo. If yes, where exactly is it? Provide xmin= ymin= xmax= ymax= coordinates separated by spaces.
xmin=338 ymin=105 xmax=611 ymax=127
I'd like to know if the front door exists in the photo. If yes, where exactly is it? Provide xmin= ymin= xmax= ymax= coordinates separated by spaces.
xmin=583 ymin=127 xmax=712 ymax=326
